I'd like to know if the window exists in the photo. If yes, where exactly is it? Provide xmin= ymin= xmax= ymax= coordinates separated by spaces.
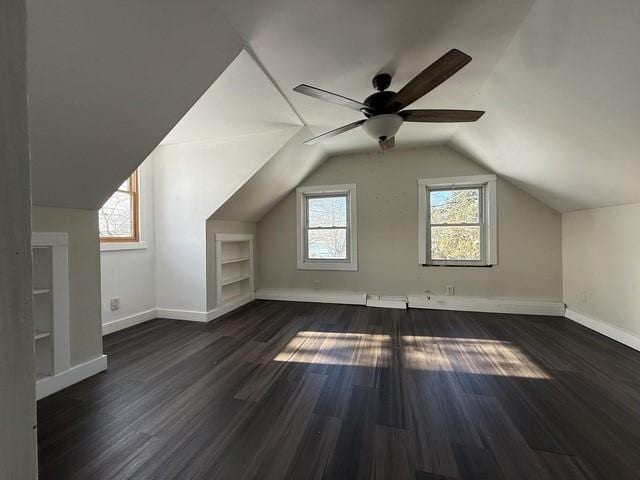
xmin=418 ymin=175 xmax=497 ymax=266
xmin=99 ymin=170 xmax=139 ymax=243
xmin=296 ymin=184 xmax=358 ymax=271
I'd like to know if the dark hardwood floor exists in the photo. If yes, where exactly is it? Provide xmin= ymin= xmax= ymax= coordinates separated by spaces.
xmin=37 ymin=300 xmax=640 ymax=479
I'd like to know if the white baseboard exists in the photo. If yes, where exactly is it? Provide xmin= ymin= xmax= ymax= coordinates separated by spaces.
xmin=407 ymin=294 xmax=565 ymax=316
xmin=207 ymin=293 xmax=255 ymax=321
xmin=36 ymin=355 xmax=108 ymax=400
xmin=565 ymin=309 xmax=640 ymax=352
xmin=255 ymin=289 xmax=563 ymax=316
xmin=102 ymin=308 xmax=157 ymax=335
xmin=256 ymin=288 xmax=367 ymax=305
xmin=155 ymin=293 xmax=256 ymax=323
xmin=155 ymin=307 xmax=209 ymax=322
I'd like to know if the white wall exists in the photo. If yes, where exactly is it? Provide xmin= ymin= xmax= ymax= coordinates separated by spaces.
xmin=100 ymin=159 xmax=156 ymax=331
xmin=32 ymin=207 xmax=103 ymax=366
xmin=563 ymin=203 xmax=640 ymax=344
xmin=0 ymin=0 xmax=37 ymax=474
xmin=258 ymin=146 xmax=563 ymax=301
xmin=153 ymin=128 xmax=300 ymax=316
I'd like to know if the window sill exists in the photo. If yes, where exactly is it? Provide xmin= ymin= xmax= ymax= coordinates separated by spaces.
xmin=422 ymin=263 xmax=494 ymax=268
xmin=100 ymin=241 xmax=147 ymax=252
xmin=297 ymin=260 xmax=358 ymax=271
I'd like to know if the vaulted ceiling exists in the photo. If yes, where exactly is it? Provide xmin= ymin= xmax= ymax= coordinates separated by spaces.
xmin=28 ymin=0 xmax=640 ymax=214
xmin=216 ymin=0 xmax=640 ymax=213
xmin=452 ymin=0 xmax=640 ymax=211
xmin=216 ymin=0 xmax=536 ymax=152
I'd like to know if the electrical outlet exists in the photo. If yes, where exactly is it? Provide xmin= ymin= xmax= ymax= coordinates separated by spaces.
xmin=446 ymin=285 xmax=455 ymax=296
xmin=579 ymin=290 xmax=588 ymax=304
xmin=110 ymin=297 xmax=120 ymax=311
xmin=313 ymin=279 xmax=321 ymax=290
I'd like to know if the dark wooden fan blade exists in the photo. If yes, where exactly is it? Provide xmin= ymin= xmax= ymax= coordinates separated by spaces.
xmin=293 ymin=84 xmax=369 ymax=112
xmin=400 ymin=109 xmax=485 ymax=122
xmin=379 ymin=136 xmax=395 ymax=151
xmin=384 ymin=49 xmax=472 ymax=112
xmin=304 ymin=120 xmax=366 ymax=145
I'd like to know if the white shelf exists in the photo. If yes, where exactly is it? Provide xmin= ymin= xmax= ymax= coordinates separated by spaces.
xmin=221 ymin=256 xmax=250 ymax=265
xmin=35 ymin=330 xmax=51 ymax=340
xmin=221 ymin=274 xmax=251 ymax=286
xmin=32 ymin=232 xmax=70 ymax=395
xmin=215 ymin=233 xmax=254 ymax=310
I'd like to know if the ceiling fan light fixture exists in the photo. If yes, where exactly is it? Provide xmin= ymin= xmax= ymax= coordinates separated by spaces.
xmin=362 ymin=114 xmax=403 ymax=141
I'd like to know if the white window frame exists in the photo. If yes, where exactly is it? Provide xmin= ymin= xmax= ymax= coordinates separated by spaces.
xmin=418 ymin=174 xmax=497 ymax=266
xmin=296 ymin=184 xmax=358 ymax=271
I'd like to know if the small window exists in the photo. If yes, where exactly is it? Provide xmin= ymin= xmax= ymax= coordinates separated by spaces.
xmin=296 ymin=184 xmax=357 ymax=271
xmin=418 ymin=175 xmax=497 ymax=266
xmin=99 ymin=170 xmax=139 ymax=242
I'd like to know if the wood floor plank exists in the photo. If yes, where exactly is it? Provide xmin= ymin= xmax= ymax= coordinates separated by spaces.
xmin=285 ymin=414 xmax=341 ymax=480
xmin=37 ymin=300 xmax=640 ymax=479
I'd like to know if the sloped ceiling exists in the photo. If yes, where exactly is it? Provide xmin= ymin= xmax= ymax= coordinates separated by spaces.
xmin=451 ymin=0 xmax=640 ymax=212
xmin=154 ymin=49 xmax=309 ymax=221
xmin=212 ymin=127 xmax=327 ymax=222
xmin=215 ymin=0 xmax=640 ymax=212
xmin=27 ymin=0 xmax=640 ymax=214
xmin=161 ymin=50 xmax=302 ymax=146
xmin=216 ymin=0 xmax=536 ymax=152
xmin=27 ymin=0 xmax=243 ymax=210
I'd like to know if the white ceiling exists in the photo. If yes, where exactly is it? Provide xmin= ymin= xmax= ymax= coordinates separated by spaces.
xmin=216 ymin=0 xmax=535 ymax=152
xmin=216 ymin=0 xmax=640 ymax=212
xmin=212 ymin=126 xmax=327 ymax=222
xmin=156 ymin=50 xmax=318 ymax=223
xmin=452 ymin=0 xmax=640 ymax=211
xmin=27 ymin=0 xmax=640 ymax=213
xmin=161 ymin=50 xmax=302 ymax=146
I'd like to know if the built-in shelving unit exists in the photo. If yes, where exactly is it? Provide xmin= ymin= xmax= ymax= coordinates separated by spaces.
xmin=32 ymin=232 xmax=70 ymax=399
xmin=215 ymin=234 xmax=254 ymax=310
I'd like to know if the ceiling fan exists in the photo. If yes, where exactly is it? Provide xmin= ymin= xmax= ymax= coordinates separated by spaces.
xmin=293 ymin=49 xmax=484 ymax=150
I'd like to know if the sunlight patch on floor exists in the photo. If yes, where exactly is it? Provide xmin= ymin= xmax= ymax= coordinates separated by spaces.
xmin=403 ymin=335 xmax=550 ymax=379
xmin=274 ymin=331 xmax=390 ymax=367
xmin=273 ymin=331 xmax=550 ymax=379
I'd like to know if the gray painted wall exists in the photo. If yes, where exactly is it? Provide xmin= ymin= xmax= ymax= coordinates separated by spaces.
xmin=206 ymin=219 xmax=257 ymax=310
xmin=258 ymin=146 xmax=563 ymax=301
xmin=0 ymin=0 xmax=37 ymax=475
xmin=32 ymin=207 xmax=103 ymax=365
xmin=563 ymin=203 xmax=640 ymax=338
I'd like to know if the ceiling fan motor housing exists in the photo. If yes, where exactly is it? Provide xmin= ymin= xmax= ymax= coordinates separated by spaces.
xmin=363 ymin=90 xmax=396 ymax=116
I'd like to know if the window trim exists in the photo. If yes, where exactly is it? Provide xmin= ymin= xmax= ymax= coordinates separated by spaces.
xmin=418 ymin=174 xmax=497 ymax=266
xmin=296 ymin=184 xmax=358 ymax=271
xmin=99 ymin=169 xmax=140 ymax=244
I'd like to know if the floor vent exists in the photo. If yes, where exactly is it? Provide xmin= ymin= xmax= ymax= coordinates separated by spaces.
xmin=366 ymin=295 xmax=408 ymax=310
